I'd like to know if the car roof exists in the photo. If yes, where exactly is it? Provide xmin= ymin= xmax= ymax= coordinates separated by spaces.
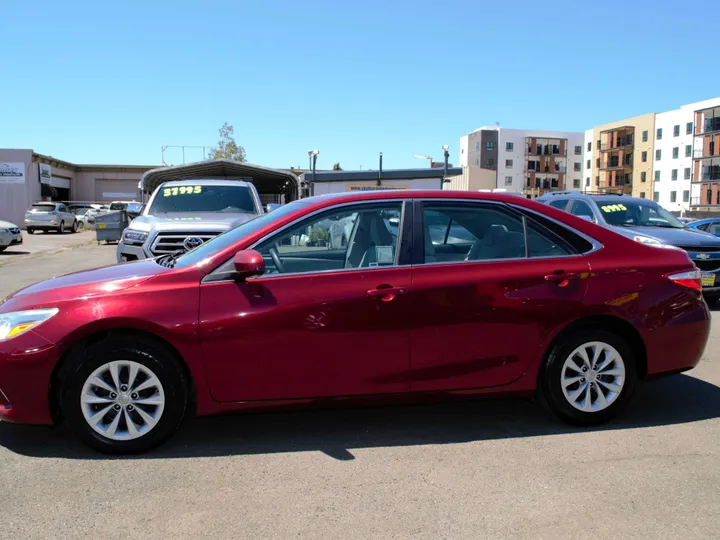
xmin=159 ymin=179 xmax=251 ymax=187
xmin=32 ymin=202 xmax=58 ymax=206
xmin=536 ymin=192 xmax=655 ymax=205
xmin=690 ymin=217 xmax=720 ymax=225
xmin=300 ymin=189 xmax=530 ymax=206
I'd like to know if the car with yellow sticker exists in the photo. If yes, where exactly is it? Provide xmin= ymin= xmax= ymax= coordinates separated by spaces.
xmin=537 ymin=192 xmax=720 ymax=305
xmin=117 ymin=179 xmax=263 ymax=263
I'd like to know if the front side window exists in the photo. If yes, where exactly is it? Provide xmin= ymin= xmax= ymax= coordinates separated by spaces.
xmin=256 ymin=202 xmax=403 ymax=274
xmin=421 ymin=203 xmax=581 ymax=264
xmin=548 ymin=199 xmax=569 ymax=210
xmin=570 ymin=200 xmax=594 ymax=220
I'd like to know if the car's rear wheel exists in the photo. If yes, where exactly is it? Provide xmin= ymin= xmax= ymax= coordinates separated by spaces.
xmin=26 ymin=228 xmax=34 ymax=234
xmin=542 ymin=329 xmax=637 ymax=426
xmin=59 ymin=221 xmax=66 ymax=234
xmin=71 ymin=220 xmax=78 ymax=233
xmin=60 ymin=336 xmax=188 ymax=454
xmin=704 ymin=295 xmax=719 ymax=307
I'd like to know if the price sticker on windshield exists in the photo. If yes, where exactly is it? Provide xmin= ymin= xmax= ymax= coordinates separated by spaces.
xmin=600 ymin=203 xmax=627 ymax=213
xmin=162 ymin=186 xmax=202 ymax=197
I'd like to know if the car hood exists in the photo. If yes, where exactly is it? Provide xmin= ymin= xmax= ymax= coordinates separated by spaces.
xmin=607 ymin=224 xmax=720 ymax=246
xmin=0 ymin=220 xmax=19 ymax=229
xmin=128 ymin=212 xmax=258 ymax=233
xmin=0 ymin=260 xmax=165 ymax=311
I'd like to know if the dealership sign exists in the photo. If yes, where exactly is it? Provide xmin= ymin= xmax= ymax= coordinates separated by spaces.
xmin=347 ymin=184 xmax=411 ymax=192
xmin=39 ymin=163 xmax=52 ymax=184
xmin=0 ymin=163 xmax=25 ymax=184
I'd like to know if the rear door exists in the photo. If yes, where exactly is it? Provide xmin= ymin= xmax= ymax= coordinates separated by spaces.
xmin=408 ymin=200 xmax=593 ymax=392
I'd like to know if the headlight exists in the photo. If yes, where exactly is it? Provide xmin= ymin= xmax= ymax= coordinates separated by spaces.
xmin=633 ymin=235 xmax=682 ymax=250
xmin=0 ymin=308 xmax=59 ymax=342
xmin=122 ymin=229 xmax=148 ymax=244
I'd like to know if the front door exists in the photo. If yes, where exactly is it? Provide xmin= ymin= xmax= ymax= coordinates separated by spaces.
xmin=409 ymin=200 xmax=591 ymax=392
xmin=199 ymin=200 xmax=414 ymax=402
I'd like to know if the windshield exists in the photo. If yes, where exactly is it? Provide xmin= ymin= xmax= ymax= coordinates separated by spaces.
xmin=173 ymin=200 xmax=311 ymax=269
xmin=149 ymin=184 xmax=257 ymax=215
xmin=109 ymin=203 xmax=127 ymax=211
xmin=598 ymin=200 xmax=684 ymax=229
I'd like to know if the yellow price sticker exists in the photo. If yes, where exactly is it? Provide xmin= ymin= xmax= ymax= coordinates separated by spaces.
xmin=163 ymin=186 xmax=202 ymax=197
xmin=601 ymin=203 xmax=627 ymax=213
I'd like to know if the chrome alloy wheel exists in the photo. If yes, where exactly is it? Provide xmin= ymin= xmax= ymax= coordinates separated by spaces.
xmin=560 ymin=341 xmax=626 ymax=413
xmin=80 ymin=360 xmax=165 ymax=440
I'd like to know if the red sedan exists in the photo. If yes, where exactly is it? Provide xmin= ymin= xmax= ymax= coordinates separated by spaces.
xmin=0 ymin=191 xmax=710 ymax=453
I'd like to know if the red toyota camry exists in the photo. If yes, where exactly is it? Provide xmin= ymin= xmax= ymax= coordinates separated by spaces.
xmin=0 ymin=191 xmax=711 ymax=453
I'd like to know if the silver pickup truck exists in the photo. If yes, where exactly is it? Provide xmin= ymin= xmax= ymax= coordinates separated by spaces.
xmin=116 ymin=179 xmax=263 ymax=263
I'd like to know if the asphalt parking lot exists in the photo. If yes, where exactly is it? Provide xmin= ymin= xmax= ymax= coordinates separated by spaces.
xmin=0 ymin=240 xmax=719 ymax=539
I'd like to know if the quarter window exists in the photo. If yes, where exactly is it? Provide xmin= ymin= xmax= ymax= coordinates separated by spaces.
xmin=255 ymin=203 xmax=404 ymax=274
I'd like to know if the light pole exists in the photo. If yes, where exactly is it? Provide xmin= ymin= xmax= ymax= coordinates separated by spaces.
xmin=310 ymin=149 xmax=319 ymax=197
xmin=413 ymin=154 xmax=433 ymax=168
xmin=442 ymin=145 xmax=450 ymax=189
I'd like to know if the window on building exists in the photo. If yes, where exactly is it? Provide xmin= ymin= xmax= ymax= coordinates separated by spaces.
xmin=585 ymin=177 xmax=590 ymax=187
xmin=641 ymin=171 xmax=647 ymax=182
xmin=586 ymin=159 xmax=590 ymax=169
xmin=527 ymin=160 xmax=538 ymax=171
xmin=573 ymin=162 xmax=581 ymax=171
xmin=673 ymin=125 xmax=680 ymax=137
xmin=486 ymin=141 xmax=495 ymax=150
xmin=505 ymin=159 xmax=513 ymax=168
xmin=642 ymin=130 xmax=648 ymax=142
xmin=686 ymin=144 xmax=692 ymax=157
xmin=640 ymin=192 xmax=646 ymax=199
xmin=486 ymin=158 xmax=495 ymax=167
xmin=657 ymin=128 xmax=663 ymax=140
xmin=573 ymin=179 xmax=581 ymax=189
xmin=475 ymin=142 xmax=480 ymax=151
xmin=672 ymin=147 xmax=679 ymax=159
xmin=642 ymin=151 xmax=647 ymax=162
xmin=587 ymin=141 xmax=592 ymax=152
xmin=656 ymin=149 xmax=662 ymax=161
xmin=596 ymin=158 xmax=600 ymax=168
xmin=686 ymin=122 xmax=693 ymax=135
xmin=506 ymin=142 xmax=514 ymax=151
xmin=684 ymin=167 xmax=691 ymax=180
xmin=653 ymin=192 xmax=660 ymax=202
xmin=671 ymin=169 xmax=678 ymax=181
xmin=597 ymin=139 xmax=601 ymax=150
xmin=655 ymin=170 xmax=661 ymax=182
xmin=574 ymin=145 xmax=582 ymax=155
xmin=670 ymin=191 xmax=677 ymax=202
xmin=595 ymin=176 xmax=599 ymax=186
xmin=504 ymin=176 xmax=512 ymax=186
xmin=683 ymin=190 xmax=690 ymax=202
xmin=461 ymin=148 xmax=464 ymax=154
xmin=475 ymin=158 xmax=479 ymax=167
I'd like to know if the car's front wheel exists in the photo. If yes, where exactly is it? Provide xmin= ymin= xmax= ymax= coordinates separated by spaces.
xmin=71 ymin=220 xmax=78 ymax=233
xmin=59 ymin=221 xmax=66 ymax=234
xmin=60 ymin=335 xmax=189 ymax=454
xmin=542 ymin=329 xmax=637 ymax=426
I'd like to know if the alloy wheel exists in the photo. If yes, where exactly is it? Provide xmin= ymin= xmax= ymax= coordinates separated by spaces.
xmin=80 ymin=360 xmax=166 ymax=440
xmin=560 ymin=341 xmax=626 ymax=413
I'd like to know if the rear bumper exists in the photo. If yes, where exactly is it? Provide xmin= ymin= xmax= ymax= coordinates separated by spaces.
xmin=644 ymin=300 xmax=711 ymax=377
xmin=0 ymin=332 xmax=58 ymax=425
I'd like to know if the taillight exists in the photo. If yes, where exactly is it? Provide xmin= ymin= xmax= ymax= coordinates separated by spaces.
xmin=665 ymin=269 xmax=702 ymax=291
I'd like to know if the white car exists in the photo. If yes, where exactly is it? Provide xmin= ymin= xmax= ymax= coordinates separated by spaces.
xmin=0 ymin=220 xmax=23 ymax=252
xmin=24 ymin=202 xmax=78 ymax=234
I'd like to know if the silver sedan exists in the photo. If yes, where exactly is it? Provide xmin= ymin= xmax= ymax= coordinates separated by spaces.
xmin=0 ymin=220 xmax=23 ymax=252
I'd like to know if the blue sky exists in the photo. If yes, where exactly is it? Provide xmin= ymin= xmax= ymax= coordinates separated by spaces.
xmin=2 ymin=0 xmax=716 ymax=170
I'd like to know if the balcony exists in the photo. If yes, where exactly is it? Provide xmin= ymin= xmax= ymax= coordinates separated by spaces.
xmin=527 ymin=166 xmax=567 ymax=174
xmin=599 ymin=135 xmax=634 ymax=151
xmin=696 ymin=117 xmax=720 ymax=136
xmin=599 ymin=158 xmax=633 ymax=170
xmin=694 ymin=147 xmax=718 ymax=160
xmin=525 ymin=146 xmax=566 ymax=157
xmin=526 ymin=179 xmax=563 ymax=190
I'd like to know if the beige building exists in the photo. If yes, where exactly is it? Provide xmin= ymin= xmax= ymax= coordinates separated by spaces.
xmin=445 ymin=166 xmax=497 ymax=192
xmin=0 ymin=149 xmax=154 ymax=227
xmin=583 ymin=113 xmax=656 ymax=199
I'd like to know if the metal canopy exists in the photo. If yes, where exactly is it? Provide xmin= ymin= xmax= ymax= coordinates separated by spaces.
xmin=139 ymin=159 xmax=299 ymax=199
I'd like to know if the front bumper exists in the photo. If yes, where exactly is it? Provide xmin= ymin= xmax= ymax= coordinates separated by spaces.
xmin=0 ymin=232 xmax=22 ymax=248
xmin=117 ymin=240 xmax=151 ymax=263
xmin=0 ymin=331 xmax=58 ymax=425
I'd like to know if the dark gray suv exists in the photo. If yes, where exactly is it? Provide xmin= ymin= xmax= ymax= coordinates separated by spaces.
xmin=536 ymin=192 xmax=720 ymax=303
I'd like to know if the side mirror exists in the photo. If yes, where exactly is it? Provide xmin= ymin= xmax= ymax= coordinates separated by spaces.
xmin=266 ymin=203 xmax=282 ymax=213
xmin=233 ymin=249 xmax=265 ymax=280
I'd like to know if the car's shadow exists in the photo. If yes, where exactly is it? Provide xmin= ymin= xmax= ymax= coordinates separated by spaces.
xmin=0 ymin=250 xmax=31 ymax=256
xmin=1 ymin=374 xmax=719 ymax=460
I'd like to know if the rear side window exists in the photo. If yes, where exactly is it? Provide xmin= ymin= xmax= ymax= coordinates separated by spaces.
xmin=548 ymin=199 xmax=569 ymax=210
xmin=569 ymin=200 xmax=595 ymax=219
xmin=515 ymin=208 xmax=594 ymax=254
xmin=421 ymin=202 xmax=583 ymax=264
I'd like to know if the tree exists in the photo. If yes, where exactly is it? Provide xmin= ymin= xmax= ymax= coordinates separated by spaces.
xmin=332 ymin=162 xmax=343 ymax=171
xmin=208 ymin=122 xmax=246 ymax=162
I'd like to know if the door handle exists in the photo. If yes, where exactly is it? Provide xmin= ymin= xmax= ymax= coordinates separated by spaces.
xmin=367 ymin=286 xmax=406 ymax=302
xmin=545 ymin=272 xmax=580 ymax=287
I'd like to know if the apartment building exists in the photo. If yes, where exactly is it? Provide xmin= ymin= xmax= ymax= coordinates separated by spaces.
xmin=582 ymin=113 xmax=655 ymax=199
xmin=692 ymin=99 xmax=720 ymax=209
xmin=459 ymin=127 xmax=584 ymax=197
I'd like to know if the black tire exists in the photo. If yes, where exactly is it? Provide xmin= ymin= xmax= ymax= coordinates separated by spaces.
xmin=60 ymin=335 xmax=189 ymax=454
xmin=0 ymin=246 xmax=6 ymax=253
xmin=26 ymin=228 xmax=34 ymax=234
xmin=541 ymin=329 xmax=637 ymax=426
xmin=59 ymin=221 xmax=66 ymax=234
xmin=71 ymin=220 xmax=78 ymax=233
